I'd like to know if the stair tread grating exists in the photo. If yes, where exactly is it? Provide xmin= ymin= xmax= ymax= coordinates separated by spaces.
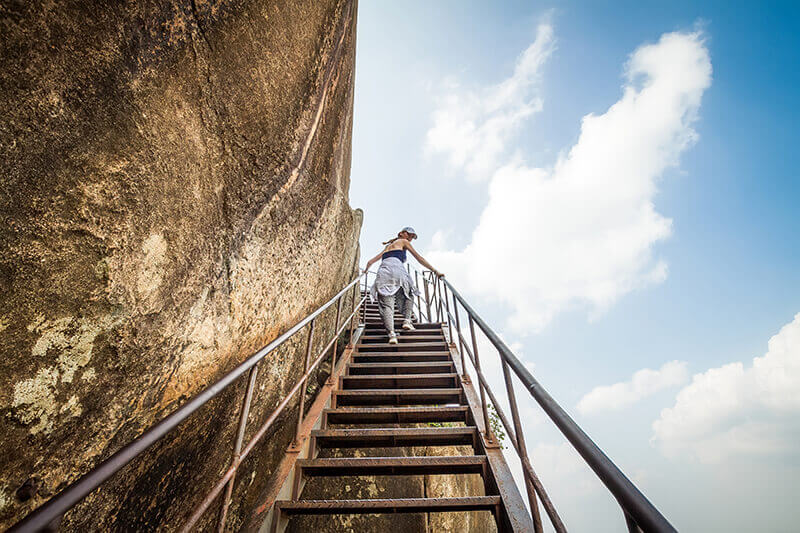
xmin=296 ymin=456 xmax=488 ymax=476
xmin=334 ymin=387 xmax=462 ymax=395
xmin=274 ymin=312 xmax=506 ymax=529
xmin=312 ymin=427 xmax=476 ymax=436
xmin=342 ymin=373 xmax=459 ymax=380
xmin=323 ymin=405 xmax=470 ymax=424
xmin=276 ymin=496 xmax=501 ymax=514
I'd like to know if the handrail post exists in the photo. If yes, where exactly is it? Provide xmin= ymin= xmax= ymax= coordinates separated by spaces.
xmin=327 ymin=298 xmax=344 ymax=385
xmin=414 ymin=269 xmax=423 ymax=322
xmin=451 ymin=290 xmax=470 ymax=384
xmin=361 ymin=274 xmax=368 ymax=325
xmin=440 ymin=278 xmax=454 ymax=345
xmin=432 ymin=275 xmax=443 ymax=322
xmin=501 ymin=359 xmax=543 ymax=532
xmin=347 ymin=282 xmax=358 ymax=348
xmin=468 ymin=315 xmax=495 ymax=444
xmin=218 ymin=365 xmax=259 ymax=532
xmin=438 ymin=277 xmax=445 ymax=322
xmin=625 ymin=510 xmax=643 ymax=533
xmin=422 ymin=272 xmax=432 ymax=321
xmin=291 ymin=319 xmax=315 ymax=449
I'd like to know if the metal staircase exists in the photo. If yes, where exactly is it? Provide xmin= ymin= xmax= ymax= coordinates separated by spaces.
xmin=10 ymin=270 xmax=676 ymax=533
xmin=271 ymin=297 xmax=521 ymax=531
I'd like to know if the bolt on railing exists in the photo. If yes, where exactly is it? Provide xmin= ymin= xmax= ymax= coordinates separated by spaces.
xmin=9 ymin=273 xmax=370 ymax=533
xmin=415 ymin=269 xmax=676 ymax=533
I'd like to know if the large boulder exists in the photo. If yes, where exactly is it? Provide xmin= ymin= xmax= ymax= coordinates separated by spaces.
xmin=0 ymin=0 xmax=361 ymax=529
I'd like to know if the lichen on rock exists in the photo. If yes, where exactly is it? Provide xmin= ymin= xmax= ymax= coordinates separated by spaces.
xmin=11 ymin=366 xmax=61 ymax=435
xmin=11 ymin=314 xmax=119 ymax=435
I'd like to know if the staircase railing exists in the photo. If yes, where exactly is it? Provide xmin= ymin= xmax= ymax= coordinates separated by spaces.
xmin=414 ymin=269 xmax=676 ymax=533
xmin=10 ymin=273 xmax=368 ymax=533
xmin=12 ymin=264 xmax=677 ymax=532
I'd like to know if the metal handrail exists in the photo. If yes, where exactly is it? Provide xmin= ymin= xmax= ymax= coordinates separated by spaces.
xmin=10 ymin=273 xmax=368 ymax=533
xmin=13 ymin=263 xmax=676 ymax=532
xmin=416 ymin=270 xmax=676 ymax=533
xmin=438 ymin=303 xmax=563 ymax=530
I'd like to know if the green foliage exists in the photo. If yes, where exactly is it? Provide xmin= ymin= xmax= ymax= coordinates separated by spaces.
xmin=426 ymin=403 xmax=507 ymax=450
xmin=488 ymin=404 xmax=507 ymax=449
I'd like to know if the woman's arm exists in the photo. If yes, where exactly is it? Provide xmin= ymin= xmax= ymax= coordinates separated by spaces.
xmin=364 ymin=249 xmax=386 ymax=272
xmin=404 ymin=241 xmax=443 ymax=277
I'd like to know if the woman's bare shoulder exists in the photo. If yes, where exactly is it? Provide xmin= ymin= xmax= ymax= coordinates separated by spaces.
xmin=385 ymin=239 xmax=409 ymax=251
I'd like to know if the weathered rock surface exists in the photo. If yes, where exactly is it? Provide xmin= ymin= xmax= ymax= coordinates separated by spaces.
xmin=0 ymin=0 xmax=360 ymax=530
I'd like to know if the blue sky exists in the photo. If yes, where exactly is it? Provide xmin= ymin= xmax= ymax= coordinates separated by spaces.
xmin=350 ymin=2 xmax=799 ymax=531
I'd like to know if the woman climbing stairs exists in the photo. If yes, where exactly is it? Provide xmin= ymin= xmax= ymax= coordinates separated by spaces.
xmin=271 ymin=296 xmax=515 ymax=532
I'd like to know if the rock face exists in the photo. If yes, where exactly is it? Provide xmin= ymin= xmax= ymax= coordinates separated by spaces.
xmin=0 ymin=0 xmax=361 ymax=530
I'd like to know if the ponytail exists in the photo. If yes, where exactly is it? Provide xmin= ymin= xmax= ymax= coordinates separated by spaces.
xmin=382 ymin=233 xmax=402 ymax=245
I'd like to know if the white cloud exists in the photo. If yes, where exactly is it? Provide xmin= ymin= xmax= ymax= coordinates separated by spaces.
xmin=448 ymin=322 xmax=546 ymax=434
xmin=425 ymin=22 xmax=555 ymax=181
xmin=526 ymin=441 xmax=625 ymax=530
xmin=530 ymin=442 xmax=606 ymax=497
xmin=652 ymin=313 xmax=800 ymax=463
xmin=428 ymin=229 xmax=452 ymax=252
xmin=577 ymin=360 xmax=689 ymax=415
xmin=427 ymin=30 xmax=712 ymax=332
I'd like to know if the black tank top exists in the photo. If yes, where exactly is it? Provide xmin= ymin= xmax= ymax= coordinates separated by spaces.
xmin=382 ymin=249 xmax=407 ymax=262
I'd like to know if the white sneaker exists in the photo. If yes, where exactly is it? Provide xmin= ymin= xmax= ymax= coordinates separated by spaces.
xmin=388 ymin=333 xmax=399 ymax=345
xmin=401 ymin=321 xmax=415 ymax=331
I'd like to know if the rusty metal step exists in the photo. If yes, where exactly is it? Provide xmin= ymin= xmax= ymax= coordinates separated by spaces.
xmin=361 ymin=320 xmax=437 ymax=327
xmin=362 ymin=327 xmax=442 ymax=334
xmin=361 ymin=319 xmax=427 ymax=325
xmin=361 ymin=331 xmax=443 ymax=338
xmin=324 ymin=406 xmax=469 ymax=425
xmin=360 ymin=335 xmax=444 ymax=344
xmin=276 ymin=496 xmax=501 ymax=515
xmin=364 ymin=315 xmax=426 ymax=320
xmin=363 ymin=315 xmax=421 ymax=321
xmin=352 ymin=352 xmax=452 ymax=363
xmin=340 ymin=373 xmax=458 ymax=390
xmin=355 ymin=342 xmax=449 ymax=353
xmin=347 ymin=361 xmax=455 ymax=375
xmin=333 ymin=388 xmax=463 ymax=406
xmin=296 ymin=455 xmax=487 ymax=477
xmin=359 ymin=329 xmax=435 ymax=336
xmin=364 ymin=322 xmax=441 ymax=330
xmin=311 ymin=427 xmax=477 ymax=448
